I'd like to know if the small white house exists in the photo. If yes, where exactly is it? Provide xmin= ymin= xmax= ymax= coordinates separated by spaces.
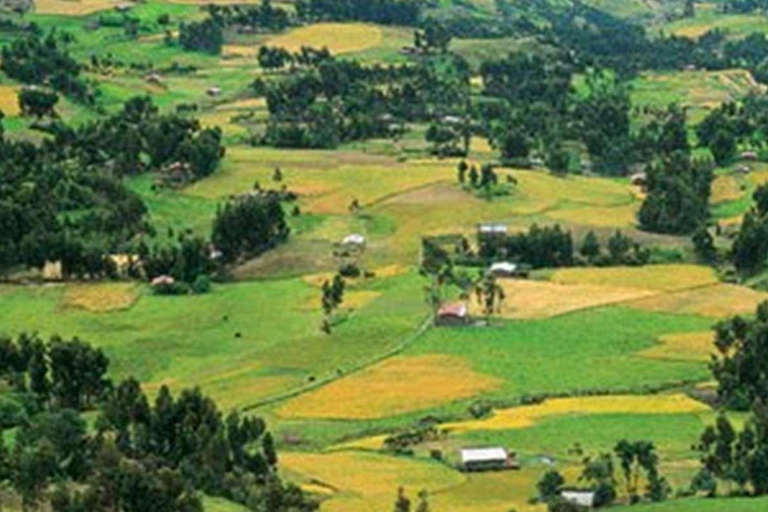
xmin=561 ymin=490 xmax=596 ymax=508
xmin=478 ymin=223 xmax=508 ymax=236
xmin=341 ymin=233 xmax=366 ymax=248
xmin=489 ymin=262 xmax=517 ymax=277
xmin=460 ymin=447 xmax=515 ymax=471
xmin=206 ymin=86 xmax=222 ymax=97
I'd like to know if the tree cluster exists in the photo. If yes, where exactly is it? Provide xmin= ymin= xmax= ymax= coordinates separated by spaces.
xmin=211 ymin=192 xmax=289 ymax=264
xmin=0 ymin=334 xmax=317 ymax=512
xmin=295 ymin=0 xmax=421 ymax=25
xmin=1 ymin=29 xmax=92 ymax=103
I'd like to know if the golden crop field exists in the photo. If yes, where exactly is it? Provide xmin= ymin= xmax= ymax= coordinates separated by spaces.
xmin=546 ymin=203 xmax=638 ymax=227
xmin=0 ymin=86 xmax=20 ymax=117
xmin=281 ymin=451 xmax=465 ymax=512
xmin=628 ymin=283 xmax=768 ymax=318
xmin=61 ymin=283 xmax=140 ymax=313
xmin=711 ymin=175 xmax=746 ymax=203
xmin=549 ymin=264 xmax=718 ymax=292
xmin=33 ymin=0 xmax=121 ymax=15
xmin=640 ymin=331 xmax=715 ymax=362
xmin=277 ymin=354 xmax=501 ymax=419
xmin=442 ymin=394 xmax=710 ymax=434
xmin=266 ymin=23 xmax=384 ymax=54
xmin=478 ymin=279 xmax=655 ymax=319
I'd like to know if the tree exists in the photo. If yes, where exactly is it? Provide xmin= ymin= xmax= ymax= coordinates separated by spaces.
xmin=18 ymin=87 xmax=58 ymax=118
xmin=580 ymin=231 xmax=601 ymax=262
xmin=545 ymin=140 xmax=570 ymax=175
xmin=692 ymin=226 xmax=717 ymax=264
xmin=497 ymin=128 xmax=530 ymax=160
xmin=710 ymin=129 xmax=737 ymax=166
xmin=537 ymin=470 xmax=564 ymax=503
xmin=320 ymin=274 xmax=345 ymax=333
xmin=393 ymin=487 xmax=411 ymax=512
xmin=474 ymin=272 xmax=505 ymax=325
xmin=211 ymin=194 xmax=290 ymax=263
xmin=457 ymin=160 xmax=468 ymax=184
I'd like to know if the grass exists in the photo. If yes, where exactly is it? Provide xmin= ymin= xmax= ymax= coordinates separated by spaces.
xmin=630 ymin=69 xmax=763 ymax=125
xmin=0 ymin=271 xmax=427 ymax=410
xmin=622 ymin=497 xmax=768 ymax=511
xmin=277 ymin=354 xmax=501 ymax=420
xmin=405 ymin=306 xmax=713 ymax=402
xmin=661 ymin=3 xmax=768 ymax=39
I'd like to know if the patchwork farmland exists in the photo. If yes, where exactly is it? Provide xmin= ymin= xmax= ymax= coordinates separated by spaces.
xmin=3 ymin=0 xmax=768 ymax=511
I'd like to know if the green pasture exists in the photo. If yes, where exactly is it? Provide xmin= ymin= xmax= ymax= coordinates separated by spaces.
xmin=405 ymin=307 xmax=712 ymax=400
xmin=0 ymin=271 xmax=426 ymax=410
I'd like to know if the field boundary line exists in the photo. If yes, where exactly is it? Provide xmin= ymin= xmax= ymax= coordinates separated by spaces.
xmin=242 ymin=314 xmax=433 ymax=412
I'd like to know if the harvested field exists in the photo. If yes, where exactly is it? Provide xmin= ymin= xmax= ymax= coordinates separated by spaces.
xmin=266 ymin=23 xmax=383 ymax=54
xmin=479 ymin=279 xmax=655 ymax=319
xmin=549 ymin=265 xmax=718 ymax=292
xmin=61 ymin=283 xmax=140 ymax=312
xmin=640 ymin=332 xmax=715 ymax=362
xmin=546 ymin=203 xmax=638 ymax=227
xmin=628 ymin=283 xmax=768 ymax=318
xmin=277 ymin=355 xmax=501 ymax=419
xmin=712 ymin=175 xmax=746 ymax=203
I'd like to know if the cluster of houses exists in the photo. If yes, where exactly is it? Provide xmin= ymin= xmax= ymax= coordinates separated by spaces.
xmin=459 ymin=447 xmax=595 ymax=508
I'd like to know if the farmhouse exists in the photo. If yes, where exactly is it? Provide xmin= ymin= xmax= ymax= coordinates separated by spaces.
xmin=741 ymin=151 xmax=758 ymax=161
xmin=561 ymin=490 xmax=596 ymax=508
xmin=436 ymin=302 xmax=469 ymax=326
xmin=459 ymin=447 xmax=518 ymax=472
xmin=207 ymin=86 xmax=222 ymax=97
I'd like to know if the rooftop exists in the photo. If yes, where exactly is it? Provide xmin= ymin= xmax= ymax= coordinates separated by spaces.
xmin=460 ymin=447 xmax=508 ymax=464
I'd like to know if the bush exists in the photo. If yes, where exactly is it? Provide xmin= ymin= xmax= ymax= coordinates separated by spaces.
xmin=191 ymin=274 xmax=211 ymax=294
xmin=0 ymin=394 xmax=28 ymax=428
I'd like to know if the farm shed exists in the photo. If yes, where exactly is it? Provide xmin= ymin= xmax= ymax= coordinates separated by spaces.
xmin=561 ymin=490 xmax=595 ymax=508
xmin=488 ymin=262 xmax=528 ymax=278
xmin=478 ymin=223 xmax=508 ymax=236
xmin=460 ymin=447 xmax=517 ymax=472
xmin=437 ymin=303 xmax=469 ymax=326
xmin=207 ymin=86 xmax=222 ymax=97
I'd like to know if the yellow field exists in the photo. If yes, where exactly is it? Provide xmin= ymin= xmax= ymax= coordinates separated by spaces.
xmin=549 ymin=264 xmax=718 ymax=292
xmin=281 ymin=451 xmax=466 ymax=512
xmin=628 ymin=283 xmax=768 ymax=318
xmin=546 ymin=203 xmax=638 ymax=227
xmin=442 ymin=394 xmax=709 ymax=434
xmin=712 ymin=175 xmax=745 ymax=203
xmin=267 ymin=23 xmax=383 ymax=54
xmin=640 ymin=331 xmax=715 ymax=362
xmin=277 ymin=355 xmax=501 ymax=419
xmin=34 ymin=0 xmax=122 ymax=15
xmin=61 ymin=283 xmax=140 ymax=312
xmin=479 ymin=279 xmax=654 ymax=319
xmin=0 ymin=86 xmax=20 ymax=117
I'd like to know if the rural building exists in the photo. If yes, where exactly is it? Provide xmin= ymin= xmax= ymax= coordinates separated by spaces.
xmin=488 ymin=262 xmax=528 ymax=278
xmin=478 ymin=223 xmax=508 ymax=236
xmin=145 ymin=73 xmax=163 ymax=85
xmin=207 ymin=86 xmax=222 ymax=97
xmin=115 ymin=2 xmax=133 ymax=12
xmin=735 ymin=164 xmax=752 ymax=175
xmin=341 ymin=233 xmax=366 ymax=248
xmin=741 ymin=151 xmax=758 ymax=161
xmin=630 ymin=172 xmax=647 ymax=187
xmin=561 ymin=490 xmax=595 ymax=508
xmin=437 ymin=302 xmax=469 ymax=326
xmin=459 ymin=447 xmax=518 ymax=472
